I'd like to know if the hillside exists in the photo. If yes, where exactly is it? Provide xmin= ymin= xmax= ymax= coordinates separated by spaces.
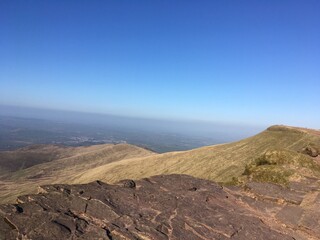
xmin=0 ymin=144 xmax=75 ymax=174
xmin=0 ymin=125 xmax=319 ymax=204
xmin=69 ymin=125 xmax=320 ymax=184
xmin=0 ymin=143 xmax=155 ymax=203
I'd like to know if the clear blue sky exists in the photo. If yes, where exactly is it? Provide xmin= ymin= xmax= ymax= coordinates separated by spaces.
xmin=1 ymin=1 xmax=319 ymax=128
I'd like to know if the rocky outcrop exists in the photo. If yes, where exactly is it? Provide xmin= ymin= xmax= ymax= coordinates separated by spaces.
xmin=302 ymin=146 xmax=319 ymax=157
xmin=0 ymin=174 xmax=319 ymax=239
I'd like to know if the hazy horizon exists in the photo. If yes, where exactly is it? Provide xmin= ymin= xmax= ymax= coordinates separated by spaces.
xmin=0 ymin=104 xmax=266 ymax=153
xmin=0 ymin=104 xmax=265 ymax=139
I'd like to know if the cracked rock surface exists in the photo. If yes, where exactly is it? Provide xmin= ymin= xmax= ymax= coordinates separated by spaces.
xmin=0 ymin=174 xmax=318 ymax=239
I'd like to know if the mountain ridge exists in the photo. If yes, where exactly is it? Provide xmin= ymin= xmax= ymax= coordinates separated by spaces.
xmin=67 ymin=125 xmax=320 ymax=184
xmin=0 ymin=125 xmax=319 ymax=204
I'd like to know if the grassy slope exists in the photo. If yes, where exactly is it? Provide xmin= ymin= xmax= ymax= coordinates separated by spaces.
xmin=0 ymin=143 xmax=151 ymax=173
xmin=0 ymin=144 xmax=155 ymax=203
xmin=70 ymin=125 xmax=320 ymax=184
xmin=0 ymin=125 xmax=319 ymax=203
xmin=9 ymin=143 xmax=155 ymax=180
xmin=0 ymin=145 xmax=78 ymax=173
xmin=235 ymin=148 xmax=320 ymax=186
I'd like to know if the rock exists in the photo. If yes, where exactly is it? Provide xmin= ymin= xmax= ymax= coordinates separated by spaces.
xmin=302 ymin=146 xmax=319 ymax=157
xmin=122 ymin=179 xmax=136 ymax=188
xmin=0 ymin=174 xmax=316 ymax=239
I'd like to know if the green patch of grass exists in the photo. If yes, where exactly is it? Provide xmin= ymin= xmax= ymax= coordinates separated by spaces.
xmin=249 ymin=165 xmax=293 ymax=185
xmin=241 ymin=149 xmax=320 ymax=185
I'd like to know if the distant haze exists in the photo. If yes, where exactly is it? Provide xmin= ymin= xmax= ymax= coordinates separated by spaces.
xmin=0 ymin=105 xmax=264 ymax=144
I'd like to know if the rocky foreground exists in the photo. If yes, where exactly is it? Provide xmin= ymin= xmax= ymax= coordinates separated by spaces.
xmin=0 ymin=174 xmax=319 ymax=239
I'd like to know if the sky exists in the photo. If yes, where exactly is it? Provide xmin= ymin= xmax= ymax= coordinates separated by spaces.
xmin=0 ymin=0 xmax=319 ymax=128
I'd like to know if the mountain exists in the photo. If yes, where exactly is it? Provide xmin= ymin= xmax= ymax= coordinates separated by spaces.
xmin=0 ymin=125 xmax=320 ymax=239
xmin=0 ymin=125 xmax=319 ymax=203
xmin=69 ymin=125 xmax=320 ymax=185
